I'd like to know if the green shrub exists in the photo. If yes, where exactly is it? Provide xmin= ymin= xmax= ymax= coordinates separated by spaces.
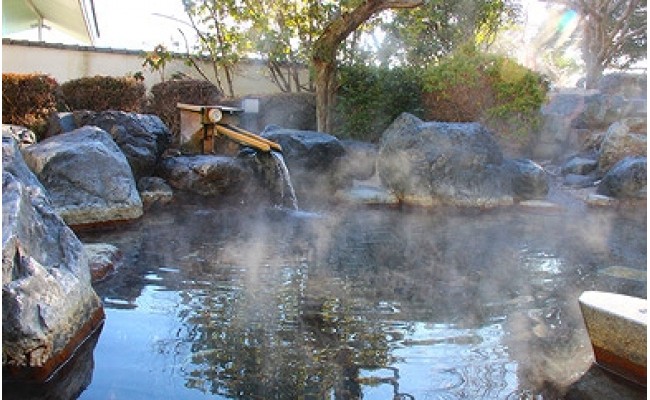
xmin=2 ymin=73 xmax=59 ymax=139
xmin=146 ymin=79 xmax=223 ymax=134
xmin=334 ymin=65 xmax=424 ymax=142
xmin=421 ymin=46 xmax=549 ymax=146
xmin=60 ymin=75 xmax=145 ymax=112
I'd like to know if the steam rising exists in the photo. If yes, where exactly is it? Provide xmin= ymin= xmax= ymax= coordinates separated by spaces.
xmin=78 ymin=190 xmax=646 ymax=398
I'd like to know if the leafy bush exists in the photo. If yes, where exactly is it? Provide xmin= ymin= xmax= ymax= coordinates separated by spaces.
xmin=2 ymin=73 xmax=59 ymax=139
xmin=60 ymin=75 xmax=145 ymax=112
xmin=146 ymin=79 xmax=223 ymax=134
xmin=334 ymin=65 xmax=424 ymax=142
xmin=421 ymin=46 xmax=549 ymax=146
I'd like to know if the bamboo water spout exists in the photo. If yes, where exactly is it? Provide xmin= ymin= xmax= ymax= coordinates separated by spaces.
xmin=215 ymin=124 xmax=282 ymax=153
xmin=177 ymin=103 xmax=281 ymax=154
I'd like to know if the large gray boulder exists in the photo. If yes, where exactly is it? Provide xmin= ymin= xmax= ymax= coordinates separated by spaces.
xmin=2 ymin=124 xmax=36 ymax=148
xmin=22 ymin=126 xmax=143 ymax=227
xmin=261 ymin=126 xmax=348 ymax=200
xmin=84 ymin=243 xmax=122 ymax=283
xmin=2 ymin=134 xmax=103 ymax=381
xmin=504 ymin=159 xmax=549 ymax=200
xmin=561 ymin=156 xmax=598 ymax=176
xmin=597 ymin=156 xmax=647 ymax=199
xmin=377 ymin=113 xmax=548 ymax=207
xmin=534 ymin=92 xmax=587 ymax=159
xmin=597 ymin=118 xmax=647 ymax=173
xmin=137 ymin=176 xmax=174 ymax=208
xmin=158 ymin=155 xmax=254 ymax=197
xmin=571 ymin=93 xmax=647 ymax=130
xmin=50 ymin=110 xmax=171 ymax=179
xmin=598 ymin=73 xmax=647 ymax=98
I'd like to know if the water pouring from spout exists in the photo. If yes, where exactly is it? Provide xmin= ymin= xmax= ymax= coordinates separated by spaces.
xmin=270 ymin=151 xmax=299 ymax=210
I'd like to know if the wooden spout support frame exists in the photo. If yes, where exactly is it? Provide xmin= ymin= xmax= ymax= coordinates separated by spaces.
xmin=177 ymin=103 xmax=281 ymax=154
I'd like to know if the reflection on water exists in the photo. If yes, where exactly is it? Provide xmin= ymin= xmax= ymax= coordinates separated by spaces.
xmin=12 ymin=203 xmax=647 ymax=399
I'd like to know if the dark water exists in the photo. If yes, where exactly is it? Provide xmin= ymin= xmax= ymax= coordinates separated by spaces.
xmin=7 ymin=202 xmax=647 ymax=399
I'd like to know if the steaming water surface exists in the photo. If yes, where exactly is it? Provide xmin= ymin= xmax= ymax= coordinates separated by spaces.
xmin=17 ymin=203 xmax=648 ymax=399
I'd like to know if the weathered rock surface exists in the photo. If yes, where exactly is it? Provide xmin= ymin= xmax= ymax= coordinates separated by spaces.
xmin=597 ymin=73 xmax=647 ymax=99
xmin=585 ymin=194 xmax=617 ymax=207
xmin=46 ymin=112 xmax=77 ymax=138
xmin=533 ymin=81 xmax=647 ymax=160
xmin=377 ymin=113 xmax=548 ymax=207
xmin=21 ymin=126 xmax=143 ymax=226
xmin=597 ymin=118 xmax=647 ymax=173
xmin=534 ymin=92 xmax=587 ymax=159
xmin=504 ymin=159 xmax=549 ymax=200
xmin=561 ymin=156 xmax=598 ymax=176
xmin=335 ymin=183 xmax=399 ymax=206
xmin=261 ymin=126 xmax=348 ymax=200
xmin=597 ymin=156 xmax=647 ymax=199
xmin=137 ymin=177 xmax=174 ymax=208
xmin=84 ymin=243 xmax=122 ymax=283
xmin=50 ymin=111 xmax=171 ymax=179
xmin=564 ymin=364 xmax=647 ymax=400
xmin=158 ymin=155 xmax=254 ymax=197
xmin=2 ymin=124 xmax=37 ymax=148
xmin=3 ymin=325 xmax=102 ymax=400
xmin=2 ymin=134 xmax=103 ymax=380
xmin=572 ymin=93 xmax=647 ymax=130
xmin=243 ymin=151 xmax=299 ymax=209
xmin=563 ymin=174 xmax=596 ymax=189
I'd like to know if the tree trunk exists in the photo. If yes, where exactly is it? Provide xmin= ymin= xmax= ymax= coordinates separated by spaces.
xmin=575 ymin=0 xmax=643 ymax=89
xmin=312 ymin=0 xmax=424 ymax=133
xmin=584 ymin=57 xmax=604 ymax=89
xmin=314 ymin=60 xmax=335 ymax=133
xmin=224 ymin=65 xmax=236 ymax=98
xmin=580 ymin=4 xmax=605 ymax=89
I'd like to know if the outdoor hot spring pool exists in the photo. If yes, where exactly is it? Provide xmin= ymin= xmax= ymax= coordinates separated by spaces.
xmin=7 ymin=202 xmax=647 ymax=399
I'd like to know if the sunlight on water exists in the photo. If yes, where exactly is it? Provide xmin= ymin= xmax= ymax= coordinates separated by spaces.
xmin=386 ymin=322 xmax=517 ymax=399
xmin=520 ymin=247 xmax=564 ymax=282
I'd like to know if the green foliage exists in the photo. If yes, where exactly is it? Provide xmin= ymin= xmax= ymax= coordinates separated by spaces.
xmin=380 ymin=0 xmax=520 ymax=66
xmin=2 ymin=73 xmax=59 ymax=139
xmin=421 ymin=46 xmax=549 ymax=142
xmin=142 ymin=44 xmax=173 ymax=82
xmin=182 ymin=0 xmax=252 ymax=96
xmin=244 ymin=1 xmax=339 ymax=92
xmin=334 ymin=65 xmax=423 ymax=142
xmin=60 ymin=75 xmax=145 ymax=112
xmin=568 ymin=0 xmax=647 ymax=87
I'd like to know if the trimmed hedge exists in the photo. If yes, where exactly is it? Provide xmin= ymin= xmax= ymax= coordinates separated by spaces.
xmin=146 ymin=79 xmax=223 ymax=134
xmin=2 ymin=73 xmax=59 ymax=139
xmin=60 ymin=75 xmax=145 ymax=112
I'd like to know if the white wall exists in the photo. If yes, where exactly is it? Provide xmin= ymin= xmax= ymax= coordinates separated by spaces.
xmin=2 ymin=39 xmax=306 ymax=97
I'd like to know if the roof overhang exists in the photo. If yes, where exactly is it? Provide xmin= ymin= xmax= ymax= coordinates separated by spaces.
xmin=2 ymin=0 xmax=99 ymax=44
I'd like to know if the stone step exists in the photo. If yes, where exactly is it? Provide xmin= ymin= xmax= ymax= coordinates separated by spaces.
xmin=578 ymin=291 xmax=647 ymax=387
